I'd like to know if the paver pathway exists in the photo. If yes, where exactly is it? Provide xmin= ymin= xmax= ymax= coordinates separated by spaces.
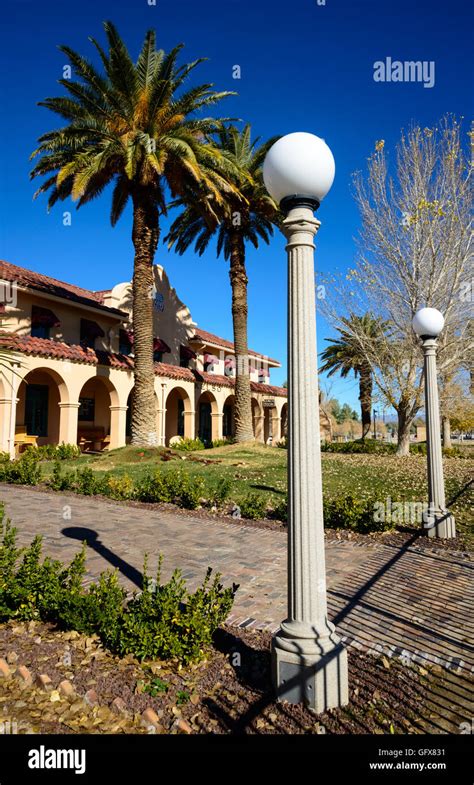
xmin=1 ymin=484 xmax=473 ymax=678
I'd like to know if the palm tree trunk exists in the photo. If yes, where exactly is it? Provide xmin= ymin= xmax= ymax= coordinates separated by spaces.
xmin=229 ymin=231 xmax=253 ymax=442
xmin=359 ymin=362 xmax=372 ymax=439
xmin=130 ymin=187 xmax=159 ymax=446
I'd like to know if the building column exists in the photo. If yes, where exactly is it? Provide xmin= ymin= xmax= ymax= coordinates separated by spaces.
xmin=109 ymin=405 xmax=128 ymax=450
xmin=6 ymin=365 xmax=21 ymax=458
xmin=272 ymin=414 xmax=282 ymax=445
xmin=158 ymin=383 xmax=167 ymax=446
xmin=211 ymin=412 xmax=223 ymax=441
xmin=0 ymin=398 xmax=12 ymax=453
xmin=183 ymin=410 xmax=195 ymax=440
xmin=254 ymin=413 xmax=264 ymax=442
xmin=58 ymin=402 xmax=80 ymax=445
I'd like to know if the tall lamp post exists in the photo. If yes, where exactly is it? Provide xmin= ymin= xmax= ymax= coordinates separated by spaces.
xmin=412 ymin=307 xmax=456 ymax=539
xmin=263 ymin=132 xmax=349 ymax=712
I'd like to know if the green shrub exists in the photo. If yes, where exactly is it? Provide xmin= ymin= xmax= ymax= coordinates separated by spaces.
xmin=208 ymin=477 xmax=232 ymax=507
xmin=323 ymin=494 xmax=393 ymax=534
xmin=173 ymin=437 xmax=205 ymax=452
xmin=409 ymin=443 xmax=427 ymax=455
xmin=106 ymin=474 xmax=134 ymax=500
xmin=321 ymin=439 xmax=396 ymax=455
xmin=0 ymin=506 xmax=237 ymax=664
xmin=178 ymin=472 xmax=205 ymax=510
xmin=133 ymin=471 xmax=173 ymax=504
xmin=0 ymin=450 xmax=42 ymax=485
xmin=26 ymin=444 xmax=81 ymax=461
xmin=276 ymin=437 xmax=287 ymax=449
xmin=240 ymin=493 xmax=267 ymax=520
xmin=48 ymin=461 xmax=75 ymax=492
xmin=75 ymin=466 xmax=98 ymax=496
xmin=56 ymin=443 xmax=82 ymax=460
xmin=442 ymin=446 xmax=462 ymax=458
xmin=271 ymin=496 xmax=288 ymax=522
xmin=133 ymin=468 xmax=204 ymax=509
xmin=115 ymin=558 xmax=237 ymax=663
xmin=210 ymin=438 xmax=235 ymax=448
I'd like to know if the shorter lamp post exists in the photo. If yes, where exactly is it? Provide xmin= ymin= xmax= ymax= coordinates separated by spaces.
xmin=412 ymin=308 xmax=456 ymax=539
xmin=263 ymin=132 xmax=349 ymax=712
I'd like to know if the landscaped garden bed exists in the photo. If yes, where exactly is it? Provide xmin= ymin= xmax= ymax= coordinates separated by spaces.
xmin=1 ymin=442 xmax=472 ymax=546
xmin=0 ymin=619 xmax=471 ymax=735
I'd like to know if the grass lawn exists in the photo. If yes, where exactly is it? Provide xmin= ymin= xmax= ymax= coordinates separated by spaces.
xmin=39 ymin=443 xmax=474 ymax=545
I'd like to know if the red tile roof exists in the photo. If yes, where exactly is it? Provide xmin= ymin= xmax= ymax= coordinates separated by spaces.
xmin=1 ymin=262 xmax=282 ymax=368
xmin=0 ymin=260 xmax=127 ymax=318
xmin=192 ymin=328 xmax=281 ymax=366
xmin=0 ymin=332 xmax=286 ymax=397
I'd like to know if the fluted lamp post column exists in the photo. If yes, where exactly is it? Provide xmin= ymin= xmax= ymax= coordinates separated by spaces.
xmin=263 ymin=133 xmax=349 ymax=712
xmin=412 ymin=308 xmax=456 ymax=539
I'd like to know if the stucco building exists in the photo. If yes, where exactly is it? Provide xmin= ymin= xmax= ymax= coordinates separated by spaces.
xmin=0 ymin=260 xmax=291 ymax=456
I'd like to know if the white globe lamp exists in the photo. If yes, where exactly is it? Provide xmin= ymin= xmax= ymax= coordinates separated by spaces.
xmin=412 ymin=307 xmax=445 ymax=338
xmin=263 ymin=132 xmax=335 ymax=211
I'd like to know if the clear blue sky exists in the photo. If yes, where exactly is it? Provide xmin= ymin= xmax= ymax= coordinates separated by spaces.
xmin=1 ymin=0 xmax=472 ymax=409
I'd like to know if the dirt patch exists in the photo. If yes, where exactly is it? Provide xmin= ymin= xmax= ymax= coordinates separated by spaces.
xmin=0 ymin=621 xmax=471 ymax=735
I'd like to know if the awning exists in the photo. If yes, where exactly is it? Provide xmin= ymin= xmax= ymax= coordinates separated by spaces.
xmin=119 ymin=329 xmax=133 ymax=346
xmin=81 ymin=319 xmax=105 ymax=338
xmin=153 ymin=337 xmax=170 ymax=353
xmin=180 ymin=345 xmax=196 ymax=361
xmin=125 ymin=333 xmax=170 ymax=353
xmin=204 ymin=353 xmax=218 ymax=365
xmin=32 ymin=305 xmax=60 ymax=328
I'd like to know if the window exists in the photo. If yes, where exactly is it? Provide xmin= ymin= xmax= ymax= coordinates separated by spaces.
xmin=80 ymin=319 xmax=104 ymax=350
xmin=177 ymin=399 xmax=185 ymax=437
xmin=31 ymin=323 xmax=50 ymax=339
xmin=153 ymin=337 xmax=170 ymax=364
xmin=31 ymin=305 xmax=60 ymax=339
xmin=119 ymin=330 xmax=133 ymax=356
xmin=180 ymin=345 xmax=196 ymax=368
xmin=78 ymin=397 xmax=95 ymax=422
xmin=204 ymin=353 xmax=217 ymax=373
xmin=223 ymin=404 xmax=233 ymax=438
xmin=25 ymin=384 xmax=49 ymax=437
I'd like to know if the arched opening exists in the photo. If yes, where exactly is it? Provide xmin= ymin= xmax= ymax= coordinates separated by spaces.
xmin=196 ymin=391 xmax=218 ymax=445
xmin=222 ymin=394 xmax=235 ymax=440
xmin=16 ymin=367 xmax=69 ymax=448
xmin=165 ymin=386 xmax=192 ymax=445
xmin=252 ymin=398 xmax=263 ymax=442
xmin=77 ymin=376 xmax=118 ymax=452
xmin=281 ymin=403 xmax=288 ymax=438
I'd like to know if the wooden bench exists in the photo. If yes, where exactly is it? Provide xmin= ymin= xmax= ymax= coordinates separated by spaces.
xmin=14 ymin=427 xmax=38 ymax=457
xmin=77 ymin=427 xmax=109 ymax=453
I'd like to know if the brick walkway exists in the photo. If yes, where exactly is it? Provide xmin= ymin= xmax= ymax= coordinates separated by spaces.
xmin=1 ymin=484 xmax=473 ymax=677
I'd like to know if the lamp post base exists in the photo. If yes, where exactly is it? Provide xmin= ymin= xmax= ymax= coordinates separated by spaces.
xmin=424 ymin=509 xmax=456 ymax=539
xmin=272 ymin=621 xmax=349 ymax=713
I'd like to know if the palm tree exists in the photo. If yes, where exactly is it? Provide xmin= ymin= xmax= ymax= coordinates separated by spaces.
xmin=166 ymin=124 xmax=279 ymax=441
xmin=320 ymin=313 xmax=385 ymax=439
xmin=30 ymin=21 xmax=238 ymax=446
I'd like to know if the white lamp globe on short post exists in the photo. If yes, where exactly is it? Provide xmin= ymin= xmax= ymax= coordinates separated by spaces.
xmin=263 ymin=133 xmax=349 ymax=713
xmin=412 ymin=307 xmax=456 ymax=539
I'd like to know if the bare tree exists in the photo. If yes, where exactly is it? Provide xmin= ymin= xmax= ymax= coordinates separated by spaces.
xmin=320 ymin=116 xmax=473 ymax=454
